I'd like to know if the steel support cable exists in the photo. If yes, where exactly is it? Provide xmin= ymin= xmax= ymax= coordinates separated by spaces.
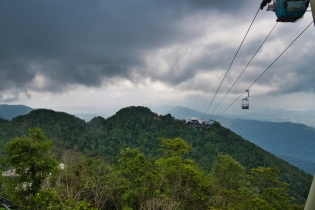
xmin=201 ymin=8 xmax=260 ymax=120
xmin=214 ymin=21 xmax=313 ymax=121
xmin=209 ymin=22 xmax=278 ymax=116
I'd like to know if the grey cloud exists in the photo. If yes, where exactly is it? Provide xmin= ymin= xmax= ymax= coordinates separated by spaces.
xmin=1 ymin=0 xmax=313 ymax=100
xmin=0 ymin=0 xmax=254 ymax=94
xmin=0 ymin=89 xmax=31 ymax=103
xmin=274 ymin=51 xmax=315 ymax=94
xmin=217 ymin=23 xmax=315 ymax=96
xmin=1 ymin=97 xmax=19 ymax=103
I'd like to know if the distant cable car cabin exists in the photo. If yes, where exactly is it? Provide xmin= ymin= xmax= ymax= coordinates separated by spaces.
xmin=261 ymin=0 xmax=310 ymax=22
xmin=242 ymin=90 xmax=249 ymax=109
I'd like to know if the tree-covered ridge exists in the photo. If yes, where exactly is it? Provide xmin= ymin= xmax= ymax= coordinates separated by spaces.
xmin=0 ymin=106 xmax=312 ymax=204
xmin=0 ymin=109 xmax=86 ymax=153
xmin=0 ymin=132 xmax=306 ymax=210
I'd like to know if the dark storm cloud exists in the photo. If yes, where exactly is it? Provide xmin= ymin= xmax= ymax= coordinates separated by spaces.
xmin=2 ymin=0 xmax=313 ymax=100
xmin=0 ymin=0 xmax=254 ymax=95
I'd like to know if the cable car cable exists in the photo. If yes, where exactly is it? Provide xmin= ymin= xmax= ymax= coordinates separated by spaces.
xmin=209 ymin=22 xmax=278 ymax=116
xmin=247 ymin=21 xmax=313 ymax=90
xmin=214 ymin=21 xmax=313 ymax=121
xmin=201 ymin=8 xmax=260 ymax=120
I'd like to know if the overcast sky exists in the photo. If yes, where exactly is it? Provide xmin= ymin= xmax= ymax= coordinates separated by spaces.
xmin=1 ymin=0 xmax=315 ymax=116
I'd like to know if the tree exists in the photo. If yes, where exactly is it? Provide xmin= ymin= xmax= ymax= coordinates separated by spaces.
xmin=158 ymin=137 xmax=191 ymax=157
xmin=83 ymin=157 xmax=113 ymax=209
xmin=211 ymin=154 xmax=250 ymax=209
xmin=155 ymin=138 xmax=213 ymax=210
xmin=211 ymin=154 xmax=247 ymax=191
xmin=250 ymin=166 xmax=302 ymax=210
xmin=4 ymin=127 xmax=59 ymax=197
xmin=116 ymin=148 xmax=156 ymax=209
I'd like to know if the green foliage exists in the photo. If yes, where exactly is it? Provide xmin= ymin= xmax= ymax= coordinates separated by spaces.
xmin=212 ymin=154 xmax=246 ymax=191
xmin=60 ymin=198 xmax=97 ymax=210
xmin=4 ymin=127 xmax=59 ymax=196
xmin=117 ymin=148 xmax=156 ymax=209
xmin=211 ymin=154 xmax=249 ymax=209
xmin=158 ymin=137 xmax=191 ymax=157
xmin=156 ymin=156 xmax=213 ymax=209
xmin=250 ymin=166 xmax=302 ymax=210
xmin=24 ymin=189 xmax=59 ymax=210
xmin=251 ymin=166 xmax=288 ymax=193
xmin=0 ymin=107 xmax=312 ymax=205
xmin=2 ymin=128 xmax=59 ymax=209
xmin=1 ymin=133 xmax=306 ymax=209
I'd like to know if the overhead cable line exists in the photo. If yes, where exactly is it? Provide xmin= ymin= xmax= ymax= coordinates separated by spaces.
xmin=214 ymin=21 xmax=314 ymax=121
xmin=247 ymin=21 xmax=313 ymax=90
xmin=209 ymin=22 xmax=278 ymax=116
xmin=201 ymin=8 xmax=260 ymax=120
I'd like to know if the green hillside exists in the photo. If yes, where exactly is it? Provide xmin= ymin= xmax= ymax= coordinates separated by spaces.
xmin=165 ymin=106 xmax=315 ymax=174
xmin=0 ymin=106 xmax=312 ymax=204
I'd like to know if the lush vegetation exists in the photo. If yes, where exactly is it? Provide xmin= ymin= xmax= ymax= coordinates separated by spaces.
xmin=0 ymin=129 xmax=306 ymax=209
xmin=0 ymin=106 xmax=313 ymax=207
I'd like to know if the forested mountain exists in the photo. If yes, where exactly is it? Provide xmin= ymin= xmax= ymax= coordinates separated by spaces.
xmin=0 ymin=104 xmax=33 ymax=120
xmin=165 ymin=106 xmax=315 ymax=174
xmin=0 ymin=106 xmax=312 ymax=204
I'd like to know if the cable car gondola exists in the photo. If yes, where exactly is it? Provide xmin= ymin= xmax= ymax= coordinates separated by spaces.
xmin=242 ymin=90 xmax=249 ymax=109
xmin=261 ymin=0 xmax=310 ymax=22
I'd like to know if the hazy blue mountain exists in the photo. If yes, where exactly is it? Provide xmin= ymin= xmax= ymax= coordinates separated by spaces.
xmin=219 ymin=118 xmax=315 ymax=174
xmin=149 ymin=105 xmax=174 ymax=115
xmin=73 ymin=113 xmax=109 ymax=122
xmin=0 ymin=104 xmax=33 ymax=120
xmin=164 ymin=106 xmax=200 ymax=118
xmin=162 ymin=106 xmax=215 ymax=120
xmin=165 ymin=106 xmax=315 ymax=174
xmin=277 ymin=155 xmax=315 ymax=175
xmin=46 ymin=105 xmax=119 ymax=122
xmin=223 ymin=108 xmax=315 ymax=128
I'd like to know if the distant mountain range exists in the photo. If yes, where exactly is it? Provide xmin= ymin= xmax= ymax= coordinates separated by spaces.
xmin=163 ymin=106 xmax=315 ymax=174
xmin=0 ymin=104 xmax=33 ymax=120
xmin=1 ymin=104 xmax=314 ymax=174
xmin=158 ymin=106 xmax=213 ymax=120
xmin=222 ymin=108 xmax=315 ymax=128
xmin=151 ymin=105 xmax=315 ymax=128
